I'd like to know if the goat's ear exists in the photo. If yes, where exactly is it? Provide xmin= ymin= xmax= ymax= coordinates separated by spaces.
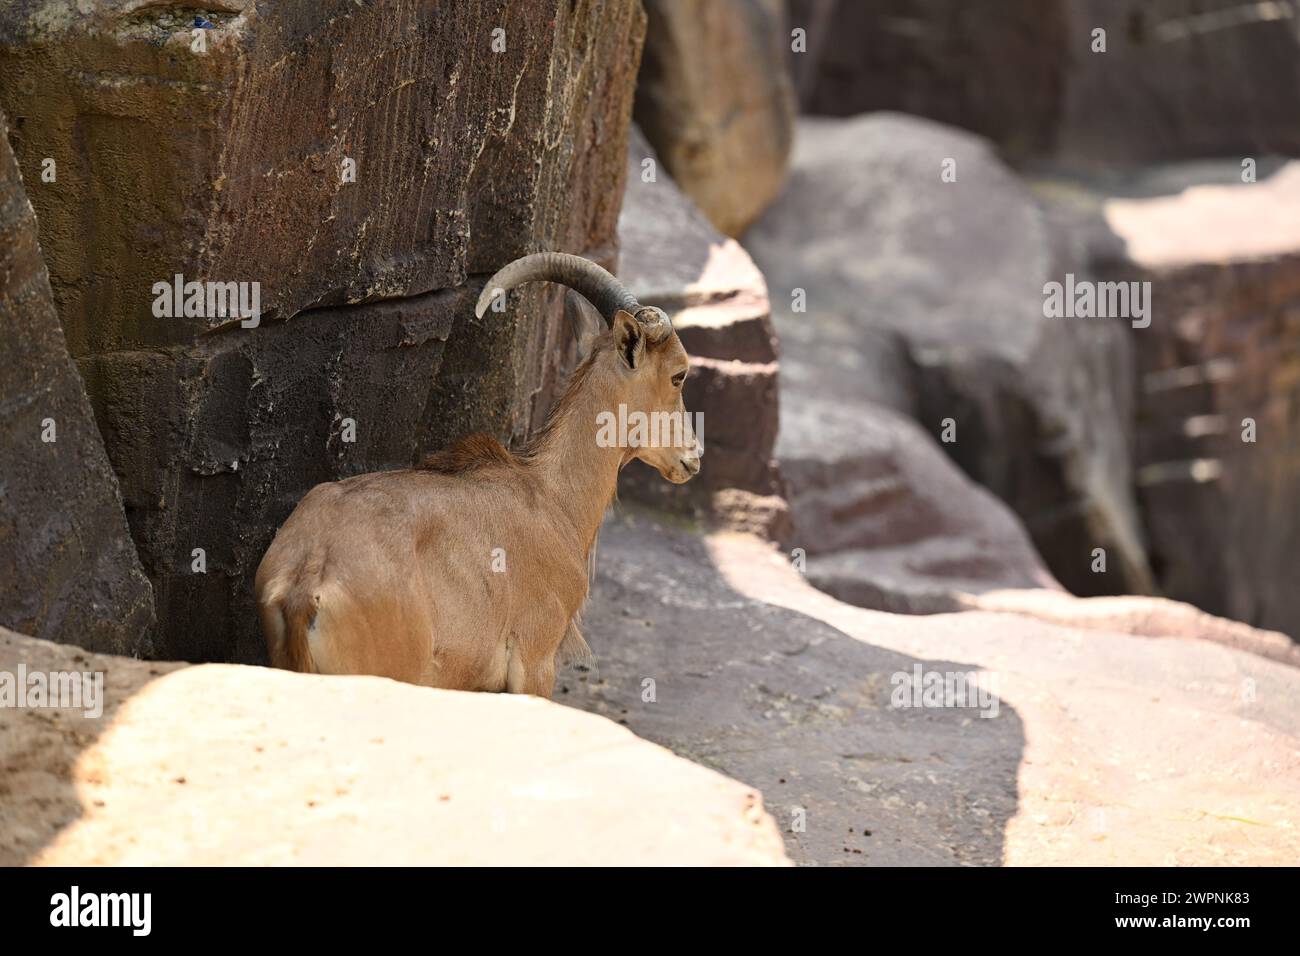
xmin=612 ymin=309 xmax=644 ymax=370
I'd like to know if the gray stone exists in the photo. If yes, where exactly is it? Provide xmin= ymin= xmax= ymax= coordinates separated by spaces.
xmin=780 ymin=396 xmax=1059 ymax=614
xmin=0 ymin=107 xmax=153 ymax=655
xmin=746 ymin=114 xmax=1151 ymax=597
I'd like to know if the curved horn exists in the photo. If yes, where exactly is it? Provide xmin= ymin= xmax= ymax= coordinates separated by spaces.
xmin=474 ymin=252 xmax=673 ymax=342
xmin=475 ymin=252 xmax=638 ymax=322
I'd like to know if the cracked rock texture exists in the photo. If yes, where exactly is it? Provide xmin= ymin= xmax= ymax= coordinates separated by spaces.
xmin=1 ymin=626 xmax=788 ymax=866
xmin=0 ymin=0 xmax=646 ymax=662
xmin=0 ymin=107 xmax=154 ymax=655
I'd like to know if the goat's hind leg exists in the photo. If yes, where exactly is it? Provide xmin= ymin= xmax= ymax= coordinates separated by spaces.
xmin=506 ymin=645 xmax=556 ymax=698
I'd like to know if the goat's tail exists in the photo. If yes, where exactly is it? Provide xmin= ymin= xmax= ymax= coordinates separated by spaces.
xmin=558 ymin=621 xmax=592 ymax=666
xmin=262 ymin=586 xmax=319 ymax=674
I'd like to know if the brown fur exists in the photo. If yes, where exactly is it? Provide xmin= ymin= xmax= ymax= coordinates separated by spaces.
xmin=418 ymin=433 xmax=516 ymax=474
xmin=255 ymin=312 xmax=700 ymax=697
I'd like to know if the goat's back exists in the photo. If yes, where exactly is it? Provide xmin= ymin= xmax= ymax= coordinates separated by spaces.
xmin=255 ymin=467 xmax=588 ymax=689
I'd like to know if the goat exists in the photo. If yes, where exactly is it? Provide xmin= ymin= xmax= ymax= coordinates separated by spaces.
xmin=254 ymin=253 xmax=702 ymax=696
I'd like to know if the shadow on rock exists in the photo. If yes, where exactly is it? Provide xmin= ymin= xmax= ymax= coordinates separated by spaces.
xmin=561 ymin=507 xmax=1026 ymax=866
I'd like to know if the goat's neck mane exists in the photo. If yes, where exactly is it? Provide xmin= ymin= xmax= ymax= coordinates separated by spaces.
xmin=523 ymin=346 xmax=625 ymax=541
xmin=416 ymin=348 xmax=601 ymax=475
xmin=417 ymin=346 xmax=623 ymax=545
xmin=520 ymin=349 xmax=601 ymax=462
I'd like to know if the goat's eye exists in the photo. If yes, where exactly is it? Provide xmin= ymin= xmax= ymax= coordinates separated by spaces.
xmin=671 ymin=371 xmax=687 ymax=389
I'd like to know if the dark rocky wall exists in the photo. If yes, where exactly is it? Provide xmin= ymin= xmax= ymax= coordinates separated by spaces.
xmin=0 ymin=106 xmax=154 ymax=654
xmin=788 ymin=0 xmax=1300 ymax=164
xmin=0 ymin=0 xmax=646 ymax=662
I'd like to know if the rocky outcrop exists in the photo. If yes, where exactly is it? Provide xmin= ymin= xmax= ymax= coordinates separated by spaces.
xmin=0 ymin=0 xmax=640 ymax=353
xmin=634 ymin=0 xmax=795 ymax=236
xmin=1090 ymin=162 xmax=1300 ymax=640
xmin=0 ymin=0 xmax=646 ymax=662
xmin=0 ymin=627 xmax=788 ymax=865
xmin=787 ymin=0 xmax=1300 ymax=164
xmin=561 ymin=507 xmax=1300 ymax=865
xmin=780 ymin=396 xmax=1060 ymax=614
xmin=0 ymin=107 xmax=153 ymax=655
xmin=746 ymin=114 xmax=1152 ymax=598
xmin=616 ymin=128 xmax=786 ymax=536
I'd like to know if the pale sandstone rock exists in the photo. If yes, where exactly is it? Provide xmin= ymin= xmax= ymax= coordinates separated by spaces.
xmin=560 ymin=509 xmax=1300 ymax=866
xmin=0 ymin=627 xmax=788 ymax=866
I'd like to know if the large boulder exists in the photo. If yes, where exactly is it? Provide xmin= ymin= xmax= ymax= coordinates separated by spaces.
xmin=616 ymin=127 xmax=786 ymax=536
xmin=1088 ymin=161 xmax=1300 ymax=640
xmin=0 ymin=627 xmax=788 ymax=865
xmin=0 ymin=107 xmax=153 ymax=655
xmin=560 ymin=508 xmax=1300 ymax=866
xmin=0 ymin=0 xmax=646 ymax=662
xmin=634 ymin=0 xmax=795 ymax=236
xmin=787 ymin=0 xmax=1300 ymax=164
xmin=745 ymin=114 xmax=1152 ymax=597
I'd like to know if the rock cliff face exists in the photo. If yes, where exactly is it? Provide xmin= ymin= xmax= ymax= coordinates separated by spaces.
xmin=0 ymin=107 xmax=154 ymax=655
xmin=787 ymin=0 xmax=1300 ymax=164
xmin=0 ymin=0 xmax=646 ymax=661
xmin=787 ymin=0 xmax=1064 ymax=159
